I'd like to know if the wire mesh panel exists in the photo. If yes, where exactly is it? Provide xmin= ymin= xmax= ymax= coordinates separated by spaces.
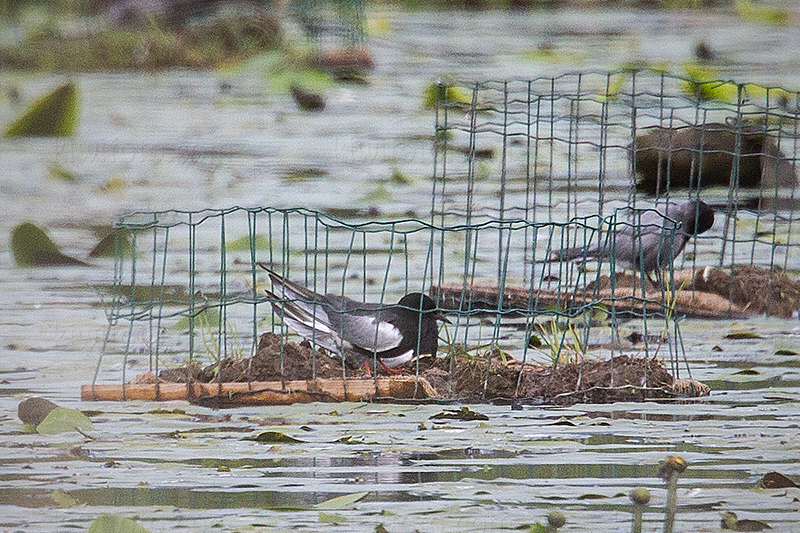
xmin=431 ymin=70 xmax=800 ymax=282
xmin=286 ymin=0 xmax=366 ymax=50
xmin=90 ymin=206 xmax=692 ymax=403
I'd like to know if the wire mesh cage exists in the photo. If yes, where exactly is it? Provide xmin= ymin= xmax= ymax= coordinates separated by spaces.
xmin=87 ymin=205 xmax=694 ymax=405
xmin=85 ymin=70 xmax=800 ymax=406
xmin=284 ymin=0 xmax=371 ymax=78
xmin=432 ymin=69 xmax=800 ymax=314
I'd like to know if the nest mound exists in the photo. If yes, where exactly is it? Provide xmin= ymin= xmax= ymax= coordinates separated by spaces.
xmin=158 ymin=333 xmax=680 ymax=404
xmin=687 ymin=265 xmax=800 ymax=318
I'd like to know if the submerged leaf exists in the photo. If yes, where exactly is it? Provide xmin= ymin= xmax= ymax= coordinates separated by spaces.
xmin=248 ymin=431 xmax=305 ymax=444
xmin=88 ymin=515 xmax=151 ymax=533
xmin=47 ymin=162 xmax=77 ymax=182
xmin=4 ymin=82 xmax=78 ymax=137
xmin=315 ymin=491 xmax=369 ymax=510
xmin=36 ymin=406 xmax=93 ymax=435
xmin=760 ymin=471 xmax=799 ymax=489
xmin=725 ymin=331 xmax=765 ymax=340
xmin=51 ymin=489 xmax=79 ymax=508
xmin=10 ymin=222 xmax=88 ymax=267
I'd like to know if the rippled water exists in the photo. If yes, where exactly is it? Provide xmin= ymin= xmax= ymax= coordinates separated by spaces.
xmin=2 ymin=6 xmax=800 ymax=532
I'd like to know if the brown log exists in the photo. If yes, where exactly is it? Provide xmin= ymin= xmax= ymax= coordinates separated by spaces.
xmin=435 ymin=282 xmax=748 ymax=319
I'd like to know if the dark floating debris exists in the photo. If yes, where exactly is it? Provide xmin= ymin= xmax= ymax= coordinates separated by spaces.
xmin=632 ymin=121 xmax=797 ymax=195
xmin=290 ymin=85 xmax=326 ymax=112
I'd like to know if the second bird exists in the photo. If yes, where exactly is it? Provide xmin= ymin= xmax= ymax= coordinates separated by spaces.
xmin=260 ymin=265 xmax=449 ymax=373
xmin=548 ymin=200 xmax=715 ymax=286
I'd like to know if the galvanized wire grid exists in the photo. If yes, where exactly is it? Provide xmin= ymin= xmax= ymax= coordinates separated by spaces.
xmin=94 ymin=70 xmax=800 ymax=401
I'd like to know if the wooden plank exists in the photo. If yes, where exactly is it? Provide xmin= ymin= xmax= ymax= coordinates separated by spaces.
xmin=81 ymin=376 xmax=438 ymax=405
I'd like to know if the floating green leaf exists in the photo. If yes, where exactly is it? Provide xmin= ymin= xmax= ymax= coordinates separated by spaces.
xmin=88 ymin=515 xmax=151 ymax=533
xmin=318 ymin=511 xmax=347 ymax=523
xmin=315 ymin=491 xmax=369 ymax=510
xmin=422 ymin=81 xmax=471 ymax=109
xmin=248 ymin=431 xmax=305 ymax=444
xmin=89 ymin=230 xmax=131 ymax=258
xmin=51 ymin=489 xmax=79 ymax=508
xmin=10 ymin=222 xmax=88 ymax=267
xmin=225 ymin=234 xmax=271 ymax=252
xmin=4 ymin=82 xmax=78 ymax=137
xmin=36 ymin=406 xmax=93 ymax=435
xmin=681 ymin=63 xmax=739 ymax=102
xmin=734 ymin=0 xmax=788 ymax=25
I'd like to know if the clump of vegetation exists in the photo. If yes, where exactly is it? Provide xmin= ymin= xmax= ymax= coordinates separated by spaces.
xmin=0 ymin=14 xmax=281 ymax=71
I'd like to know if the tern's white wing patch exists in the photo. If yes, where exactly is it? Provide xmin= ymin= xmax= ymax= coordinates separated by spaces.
xmin=341 ymin=314 xmax=403 ymax=352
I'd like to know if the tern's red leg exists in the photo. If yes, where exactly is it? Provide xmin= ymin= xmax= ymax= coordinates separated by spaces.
xmin=378 ymin=358 xmax=402 ymax=375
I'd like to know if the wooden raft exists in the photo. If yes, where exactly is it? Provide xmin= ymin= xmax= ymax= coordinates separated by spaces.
xmin=436 ymin=282 xmax=748 ymax=319
xmin=81 ymin=376 xmax=438 ymax=406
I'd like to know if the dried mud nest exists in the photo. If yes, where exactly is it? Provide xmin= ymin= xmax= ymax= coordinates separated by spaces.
xmin=158 ymin=332 xmax=694 ymax=405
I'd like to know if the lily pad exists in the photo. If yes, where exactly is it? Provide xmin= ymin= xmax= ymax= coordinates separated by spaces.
xmin=315 ymin=491 xmax=369 ymax=510
xmin=11 ymin=222 xmax=88 ymax=267
xmin=3 ymin=82 xmax=78 ymax=137
xmin=89 ymin=230 xmax=131 ymax=258
xmin=88 ymin=515 xmax=151 ymax=533
xmin=36 ymin=406 xmax=93 ymax=435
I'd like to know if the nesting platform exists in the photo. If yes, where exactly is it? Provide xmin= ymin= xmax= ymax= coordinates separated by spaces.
xmin=82 ymin=332 xmax=709 ymax=407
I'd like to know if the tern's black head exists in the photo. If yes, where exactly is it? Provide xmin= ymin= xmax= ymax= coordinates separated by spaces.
xmin=689 ymin=200 xmax=715 ymax=235
xmin=397 ymin=293 xmax=449 ymax=322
